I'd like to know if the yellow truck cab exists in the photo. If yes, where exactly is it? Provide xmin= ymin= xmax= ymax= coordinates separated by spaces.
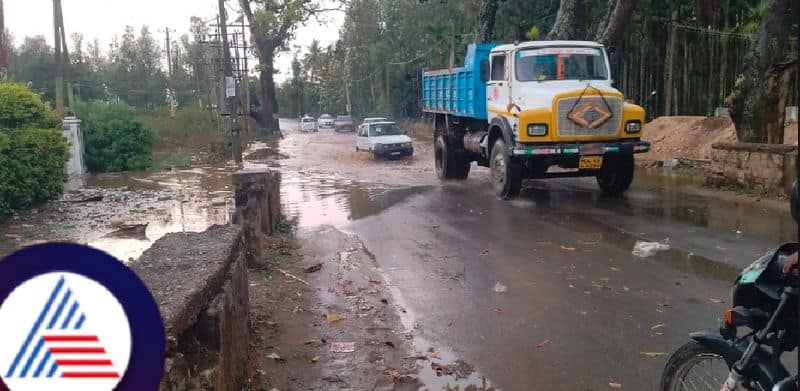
xmin=423 ymin=41 xmax=649 ymax=199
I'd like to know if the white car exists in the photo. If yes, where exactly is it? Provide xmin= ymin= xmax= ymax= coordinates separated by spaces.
xmin=355 ymin=121 xmax=413 ymax=159
xmin=301 ymin=116 xmax=317 ymax=132
xmin=317 ymin=114 xmax=334 ymax=130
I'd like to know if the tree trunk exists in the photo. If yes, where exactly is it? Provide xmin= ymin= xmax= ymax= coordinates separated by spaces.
xmin=594 ymin=0 xmax=634 ymax=48
xmin=477 ymin=0 xmax=502 ymax=43
xmin=258 ymin=56 xmax=280 ymax=131
xmin=726 ymin=0 xmax=796 ymax=143
xmin=546 ymin=0 xmax=587 ymax=40
xmin=663 ymin=4 xmax=678 ymax=116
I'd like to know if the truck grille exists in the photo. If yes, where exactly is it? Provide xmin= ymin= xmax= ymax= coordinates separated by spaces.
xmin=556 ymin=96 xmax=622 ymax=137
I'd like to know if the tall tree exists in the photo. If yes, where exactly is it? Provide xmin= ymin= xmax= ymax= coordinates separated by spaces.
xmin=726 ymin=0 xmax=797 ymax=143
xmin=240 ymin=0 xmax=340 ymax=132
xmin=477 ymin=0 xmax=503 ymax=43
xmin=594 ymin=0 xmax=635 ymax=47
xmin=546 ymin=0 xmax=587 ymax=40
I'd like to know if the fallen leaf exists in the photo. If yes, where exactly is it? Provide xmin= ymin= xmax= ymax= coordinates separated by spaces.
xmin=560 ymin=245 xmax=576 ymax=251
xmin=427 ymin=349 xmax=440 ymax=359
xmin=651 ymin=323 xmax=665 ymax=330
xmin=709 ymin=298 xmax=724 ymax=304
xmin=654 ymin=332 xmax=664 ymax=336
xmin=536 ymin=339 xmax=551 ymax=348
xmin=480 ymin=250 xmax=489 ymax=256
xmin=303 ymin=263 xmax=323 ymax=273
xmin=641 ymin=352 xmax=667 ymax=358
xmin=610 ymin=267 xmax=621 ymax=272
xmin=310 ymin=355 xmax=320 ymax=363
xmin=494 ymin=308 xmax=504 ymax=314
xmin=609 ymin=382 xmax=622 ymax=388
xmin=327 ymin=313 xmax=343 ymax=323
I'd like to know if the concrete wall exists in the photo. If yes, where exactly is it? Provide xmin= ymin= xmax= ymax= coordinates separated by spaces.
xmin=62 ymin=117 xmax=86 ymax=176
xmin=132 ymin=225 xmax=249 ymax=391
xmin=709 ymin=142 xmax=798 ymax=194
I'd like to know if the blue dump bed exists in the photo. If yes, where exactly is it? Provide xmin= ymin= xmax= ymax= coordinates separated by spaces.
xmin=422 ymin=43 xmax=497 ymax=121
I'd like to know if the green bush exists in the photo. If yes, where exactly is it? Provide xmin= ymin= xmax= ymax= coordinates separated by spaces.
xmin=0 ymin=128 xmax=69 ymax=216
xmin=73 ymin=100 xmax=154 ymax=172
xmin=0 ymin=83 xmax=59 ymax=129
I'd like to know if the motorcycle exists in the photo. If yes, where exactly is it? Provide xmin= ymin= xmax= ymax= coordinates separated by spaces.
xmin=659 ymin=182 xmax=800 ymax=391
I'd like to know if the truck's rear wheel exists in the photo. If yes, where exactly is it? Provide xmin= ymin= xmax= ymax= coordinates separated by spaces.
xmin=597 ymin=153 xmax=634 ymax=195
xmin=490 ymin=138 xmax=522 ymax=199
xmin=435 ymin=135 xmax=470 ymax=180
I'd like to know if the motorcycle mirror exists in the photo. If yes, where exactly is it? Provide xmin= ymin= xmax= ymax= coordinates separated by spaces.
xmin=791 ymin=180 xmax=800 ymax=223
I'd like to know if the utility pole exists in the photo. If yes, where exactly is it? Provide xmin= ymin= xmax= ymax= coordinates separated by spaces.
xmin=217 ymin=0 xmax=242 ymax=164
xmin=240 ymin=16 xmax=250 ymax=133
xmin=162 ymin=27 xmax=175 ymax=77
xmin=0 ymin=0 xmax=6 ymax=80
xmin=449 ymin=19 xmax=455 ymax=71
xmin=53 ymin=0 xmax=64 ymax=116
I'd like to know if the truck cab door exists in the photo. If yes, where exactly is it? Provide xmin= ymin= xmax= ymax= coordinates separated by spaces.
xmin=486 ymin=52 xmax=511 ymax=118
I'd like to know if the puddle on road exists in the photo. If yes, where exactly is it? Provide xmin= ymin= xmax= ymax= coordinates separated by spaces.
xmin=1 ymin=138 xmax=427 ymax=262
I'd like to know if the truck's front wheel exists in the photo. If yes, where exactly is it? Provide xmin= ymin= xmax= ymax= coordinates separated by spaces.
xmin=490 ymin=139 xmax=522 ymax=199
xmin=596 ymin=153 xmax=634 ymax=195
xmin=435 ymin=135 xmax=470 ymax=180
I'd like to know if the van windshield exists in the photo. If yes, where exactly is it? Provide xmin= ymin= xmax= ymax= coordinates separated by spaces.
xmin=515 ymin=47 xmax=608 ymax=82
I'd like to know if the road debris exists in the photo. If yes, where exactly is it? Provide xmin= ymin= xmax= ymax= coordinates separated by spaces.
xmin=651 ymin=323 xmax=665 ymax=330
xmin=480 ymin=250 xmax=489 ymax=256
xmin=103 ymin=223 xmax=148 ymax=239
xmin=267 ymin=352 xmax=286 ymax=363
xmin=709 ymin=298 xmax=724 ymax=304
xmin=493 ymin=282 xmax=508 ymax=293
xmin=330 ymin=342 xmax=356 ymax=353
xmin=609 ymin=381 xmax=622 ymax=388
xmin=303 ymin=263 xmax=323 ymax=273
xmin=632 ymin=241 xmax=670 ymax=257
xmin=641 ymin=352 xmax=667 ymax=357
xmin=327 ymin=313 xmax=343 ymax=323
xmin=560 ymin=245 xmax=576 ymax=251
xmin=536 ymin=339 xmax=551 ymax=348
xmin=310 ymin=355 xmax=320 ymax=363
xmin=275 ymin=267 xmax=311 ymax=286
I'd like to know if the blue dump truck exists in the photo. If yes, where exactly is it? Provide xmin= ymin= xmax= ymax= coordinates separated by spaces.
xmin=422 ymin=41 xmax=651 ymax=199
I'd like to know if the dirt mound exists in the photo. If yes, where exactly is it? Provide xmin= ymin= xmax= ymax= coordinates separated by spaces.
xmin=639 ymin=116 xmax=737 ymax=162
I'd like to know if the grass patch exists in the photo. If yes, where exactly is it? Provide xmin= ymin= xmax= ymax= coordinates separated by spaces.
xmin=150 ymin=148 xmax=193 ymax=170
xmin=142 ymin=108 xmax=231 ymax=166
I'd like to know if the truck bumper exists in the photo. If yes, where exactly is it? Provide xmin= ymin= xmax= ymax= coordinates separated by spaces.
xmin=511 ymin=140 xmax=650 ymax=157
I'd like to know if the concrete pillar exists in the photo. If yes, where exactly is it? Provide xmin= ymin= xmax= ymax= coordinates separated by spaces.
xmin=232 ymin=169 xmax=280 ymax=235
xmin=62 ymin=116 xmax=86 ymax=176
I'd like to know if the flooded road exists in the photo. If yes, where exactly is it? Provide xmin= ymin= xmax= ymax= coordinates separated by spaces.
xmin=2 ymin=118 xmax=796 ymax=390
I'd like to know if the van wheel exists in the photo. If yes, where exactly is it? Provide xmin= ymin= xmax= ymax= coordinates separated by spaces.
xmin=435 ymin=135 xmax=470 ymax=180
xmin=490 ymin=138 xmax=522 ymax=199
xmin=597 ymin=153 xmax=634 ymax=195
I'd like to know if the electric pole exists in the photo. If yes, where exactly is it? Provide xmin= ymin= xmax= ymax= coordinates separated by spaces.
xmin=217 ymin=0 xmax=242 ymax=164
xmin=0 ymin=0 xmax=6 ymax=80
xmin=53 ymin=0 xmax=66 ymax=117
xmin=241 ymin=16 xmax=250 ymax=133
xmin=161 ymin=27 xmax=175 ymax=77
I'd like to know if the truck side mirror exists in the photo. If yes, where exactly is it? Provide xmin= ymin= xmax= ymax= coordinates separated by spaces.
xmin=480 ymin=60 xmax=489 ymax=82
xmin=791 ymin=180 xmax=800 ymax=223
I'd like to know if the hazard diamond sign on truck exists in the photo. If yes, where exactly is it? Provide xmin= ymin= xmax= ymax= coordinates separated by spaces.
xmin=422 ymin=41 xmax=650 ymax=199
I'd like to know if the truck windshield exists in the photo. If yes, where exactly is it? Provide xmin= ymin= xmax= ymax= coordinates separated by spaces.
xmin=369 ymin=124 xmax=404 ymax=137
xmin=515 ymin=47 xmax=608 ymax=82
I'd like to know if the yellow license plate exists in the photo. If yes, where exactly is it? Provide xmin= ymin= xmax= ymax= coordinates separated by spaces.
xmin=579 ymin=156 xmax=603 ymax=169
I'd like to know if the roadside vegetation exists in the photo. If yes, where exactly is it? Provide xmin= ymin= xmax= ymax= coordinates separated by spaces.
xmin=0 ymin=83 xmax=69 ymax=218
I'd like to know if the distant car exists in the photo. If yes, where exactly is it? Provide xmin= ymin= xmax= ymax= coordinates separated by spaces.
xmin=362 ymin=117 xmax=388 ymax=125
xmin=355 ymin=121 xmax=413 ymax=159
xmin=301 ymin=116 xmax=317 ymax=132
xmin=317 ymin=114 xmax=334 ymax=130
xmin=334 ymin=115 xmax=355 ymax=132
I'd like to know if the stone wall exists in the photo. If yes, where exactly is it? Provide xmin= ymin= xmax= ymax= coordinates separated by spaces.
xmin=709 ymin=142 xmax=798 ymax=194
xmin=129 ymin=168 xmax=282 ymax=391
xmin=131 ymin=225 xmax=248 ymax=391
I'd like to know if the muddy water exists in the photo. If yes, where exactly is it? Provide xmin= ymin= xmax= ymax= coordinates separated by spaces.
xmin=0 ymin=136 xmax=422 ymax=262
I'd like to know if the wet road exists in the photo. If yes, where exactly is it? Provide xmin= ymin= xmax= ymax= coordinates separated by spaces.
xmin=271 ymin=121 xmax=798 ymax=389
xmin=2 ymin=118 xmax=797 ymax=389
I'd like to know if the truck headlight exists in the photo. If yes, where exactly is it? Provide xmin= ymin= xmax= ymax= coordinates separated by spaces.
xmin=527 ymin=124 xmax=548 ymax=137
xmin=625 ymin=121 xmax=641 ymax=133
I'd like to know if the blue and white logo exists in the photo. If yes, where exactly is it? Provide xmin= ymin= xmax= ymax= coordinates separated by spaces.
xmin=0 ymin=272 xmax=132 ymax=391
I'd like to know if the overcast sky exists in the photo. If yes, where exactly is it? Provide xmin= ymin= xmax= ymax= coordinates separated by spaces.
xmin=5 ymin=0 xmax=344 ymax=82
